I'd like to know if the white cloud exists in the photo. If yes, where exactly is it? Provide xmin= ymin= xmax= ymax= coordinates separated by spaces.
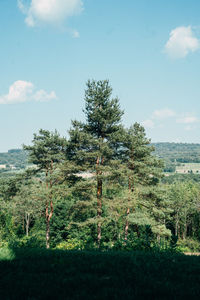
xmin=34 ymin=89 xmax=57 ymax=102
xmin=18 ymin=0 xmax=83 ymax=29
xmin=176 ymin=116 xmax=199 ymax=124
xmin=165 ymin=26 xmax=200 ymax=58
xmin=0 ymin=80 xmax=57 ymax=104
xmin=142 ymin=119 xmax=155 ymax=129
xmin=152 ymin=108 xmax=176 ymax=119
xmin=72 ymin=30 xmax=80 ymax=38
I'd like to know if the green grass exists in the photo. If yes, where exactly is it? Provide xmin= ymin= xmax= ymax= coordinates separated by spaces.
xmin=176 ymin=163 xmax=200 ymax=173
xmin=0 ymin=248 xmax=200 ymax=299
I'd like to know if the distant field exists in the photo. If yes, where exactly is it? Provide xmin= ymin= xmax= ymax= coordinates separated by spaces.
xmin=176 ymin=163 xmax=200 ymax=174
xmin=1 ymin=248 xmax=200 ymax=299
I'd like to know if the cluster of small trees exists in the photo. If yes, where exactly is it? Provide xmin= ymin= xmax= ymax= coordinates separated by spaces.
xmin=1 ymin=80 xmax=200 ymax=250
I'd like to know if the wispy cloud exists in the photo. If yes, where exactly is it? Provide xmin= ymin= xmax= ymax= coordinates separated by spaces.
xmin=18 ymin=0 xmax=83 ymax=36
xmin=141 ymin=119 xmax=155 ymax=129
xmin=152 ymin=108 xmax=176 ymax=119
xmin=141 ymin=108 xmax=199 ymax=132
xmin=164 ymin=26 xmax=200 ymax=59
xmin=0 ymin=80 xmax=57 ymax=104
xmin=176 ymin=116 xmax=199 ymax=124
xmin=142 ymin=108 xmax=175 ymax=130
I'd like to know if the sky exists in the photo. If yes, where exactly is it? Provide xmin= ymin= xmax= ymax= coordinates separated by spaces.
xmin=1 ymin=0 xmax=200 ymax=152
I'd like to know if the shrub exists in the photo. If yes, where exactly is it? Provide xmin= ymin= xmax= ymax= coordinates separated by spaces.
xmin=8 ymin=233 xmax=46 ymax=249
xmin=55 ymin=238 xmax=85 ymax=250
xmin=177 ymin=239 xmax=200 ymax=253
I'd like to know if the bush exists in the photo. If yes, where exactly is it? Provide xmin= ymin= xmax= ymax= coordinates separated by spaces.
xmin=8 ymin=233 xmax=46 ymax=249
xmin=0 ymin=240 xmax=9 ymax=248
xmin=112 ymin=233 xmax=152 ymax=251
xmin=177 ymin=239 xmax=200 ymax=253
xmin=55 ymin=238 xmax=85 ymax=250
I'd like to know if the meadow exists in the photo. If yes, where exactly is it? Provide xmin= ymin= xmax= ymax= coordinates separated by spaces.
xmin=0 ymin=248 xmax=200 ymax=299
xmin=175 ymin=163 xmax=200 ymax=174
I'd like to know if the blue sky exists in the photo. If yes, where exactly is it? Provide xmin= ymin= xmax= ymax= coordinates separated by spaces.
xmin=1 ymin=0 xmax=200 ymax=151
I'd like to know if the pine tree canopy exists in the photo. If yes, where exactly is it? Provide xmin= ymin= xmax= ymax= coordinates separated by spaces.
xmin=24 ymin=129 xmax=67 ymax=171
xmin=84 ymin=80 xmax=124 ymax=139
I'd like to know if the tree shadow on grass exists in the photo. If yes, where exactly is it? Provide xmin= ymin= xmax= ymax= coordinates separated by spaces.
xmin=0 ymin=248 xmax=200 ymax=299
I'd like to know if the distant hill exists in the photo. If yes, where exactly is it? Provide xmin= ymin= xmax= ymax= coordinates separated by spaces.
xmin=1 ymin=143 xmax=200 ymax=175
xmin=152 ymin=143 xmax=200 ymax=172
xmin=0 ymin=149 xmax=28 ymax=171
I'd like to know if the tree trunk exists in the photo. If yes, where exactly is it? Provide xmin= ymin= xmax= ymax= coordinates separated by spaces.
xmin=183 ymin=211 xmax=187 ymax=239
xmin=175 ymin=212 xmax=179 ymax=237
xmin=45 ymin=164 xmax=54 ymax=249
xmin=178 ymin=224 xmax=180 ymax=239
xmin=97 ymin=178 xmax=102 ymax=247
xmin=25 ymin=212 xmax=30 ymax=237
xmin=22 ymin=217 xmax=24 ymax=232
xmin=124 ymin=176 xmax=133 ymax=241
xmin=46 ymin=200 xmax=53 ymax=249
xmin=157 ymin=234 xmax=161 ymax=245
xmin=46 ymin=216 xmax=50 ymax=249
xmin=183 ymin=223 xmax=187 ymax=240
xmin=124 ymin=207 xmax=130 ymax=241
xmin=96 ymin=154 xmax=104 ymax=248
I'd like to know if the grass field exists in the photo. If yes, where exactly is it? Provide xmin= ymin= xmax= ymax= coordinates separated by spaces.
xmin=0 ymin=248 xmax=200 ymax=299
xmin=176 ymin=163 xmax=200 ymax=174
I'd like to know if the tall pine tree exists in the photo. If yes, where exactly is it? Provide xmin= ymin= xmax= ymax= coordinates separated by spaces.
xmin=24 ymin=129 xmax=66 ymax=248
xmin=122 ymin=123 xmax=163 ymax=240
xmin=67 ymin=80 xmax=123 ymax=246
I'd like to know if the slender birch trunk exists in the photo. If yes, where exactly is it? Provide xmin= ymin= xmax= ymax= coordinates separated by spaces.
xmin=175 ymin=212 xmax=179 ymax=237
xmin=125 ymin=177 xmax=131 ymax=241
xmin=97 ymin=178 xmax=102 ymax=247
xmin=46 ymin=200 xmax=53 ymax=249
xmin=125 ymin=175 xmax=135 ymax=241
xmin=25 ymin=212 xmax=30 ymax=237
xmin=124 ymin=208 xmax=130 ymax=241
xmin=45 ymin=161 xmax=54 ymax=249
xmin=96 ymin=155 xmax=103 ymax=247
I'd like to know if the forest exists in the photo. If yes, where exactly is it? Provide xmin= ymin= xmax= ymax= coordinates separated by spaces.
xmin=2 ymin=142 xmax=200 ymax=176
xmin=1 ymin=79 xmax=200 ymax=253
xmin=0 ymin=149 xmax=27 ymax=174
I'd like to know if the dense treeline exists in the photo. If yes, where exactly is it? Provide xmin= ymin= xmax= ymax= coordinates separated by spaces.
xmin=0 ymin=149 xmax=27 ymax=173
xmin=153 ymin=142 xmax=200 ymax=172
xmin=1 ymin=80 xmax=200 ymax=252
xmin=154 ymin=142 xmax=200 ymax=163
xmin=1 ymin=142 xmax=200 ymax=174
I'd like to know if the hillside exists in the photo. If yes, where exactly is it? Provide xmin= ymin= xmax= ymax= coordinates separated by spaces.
xmin=153 ymin=143 xmax=200 ymax=162
xmin=152 ymin=143 xmax=200 ymax=172
xmin=0 ymin=149 xmax=27 ymax=172
xmin=1 ymin=143 xmax=200 ymax=175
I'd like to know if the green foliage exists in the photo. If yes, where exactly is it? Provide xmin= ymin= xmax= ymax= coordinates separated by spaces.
xmin=84 ymin=79 xmax=123 ymax=138
xmin=55 ymin=238 xmax=85 ymax=250
xmin=24 ymin=129 xmax=67 ymax=170
xmin=0 ymin=247 xmax=15 ymax=260
xmin=177 ymin=239 xmax=200 ymax=253
xmin=8 ymin=235 xmax=46 ymax=249
xmin=1 ymin=79 xmax=200 ymax=253
xmin=123 ymin=123 xmax=163 ymax=186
